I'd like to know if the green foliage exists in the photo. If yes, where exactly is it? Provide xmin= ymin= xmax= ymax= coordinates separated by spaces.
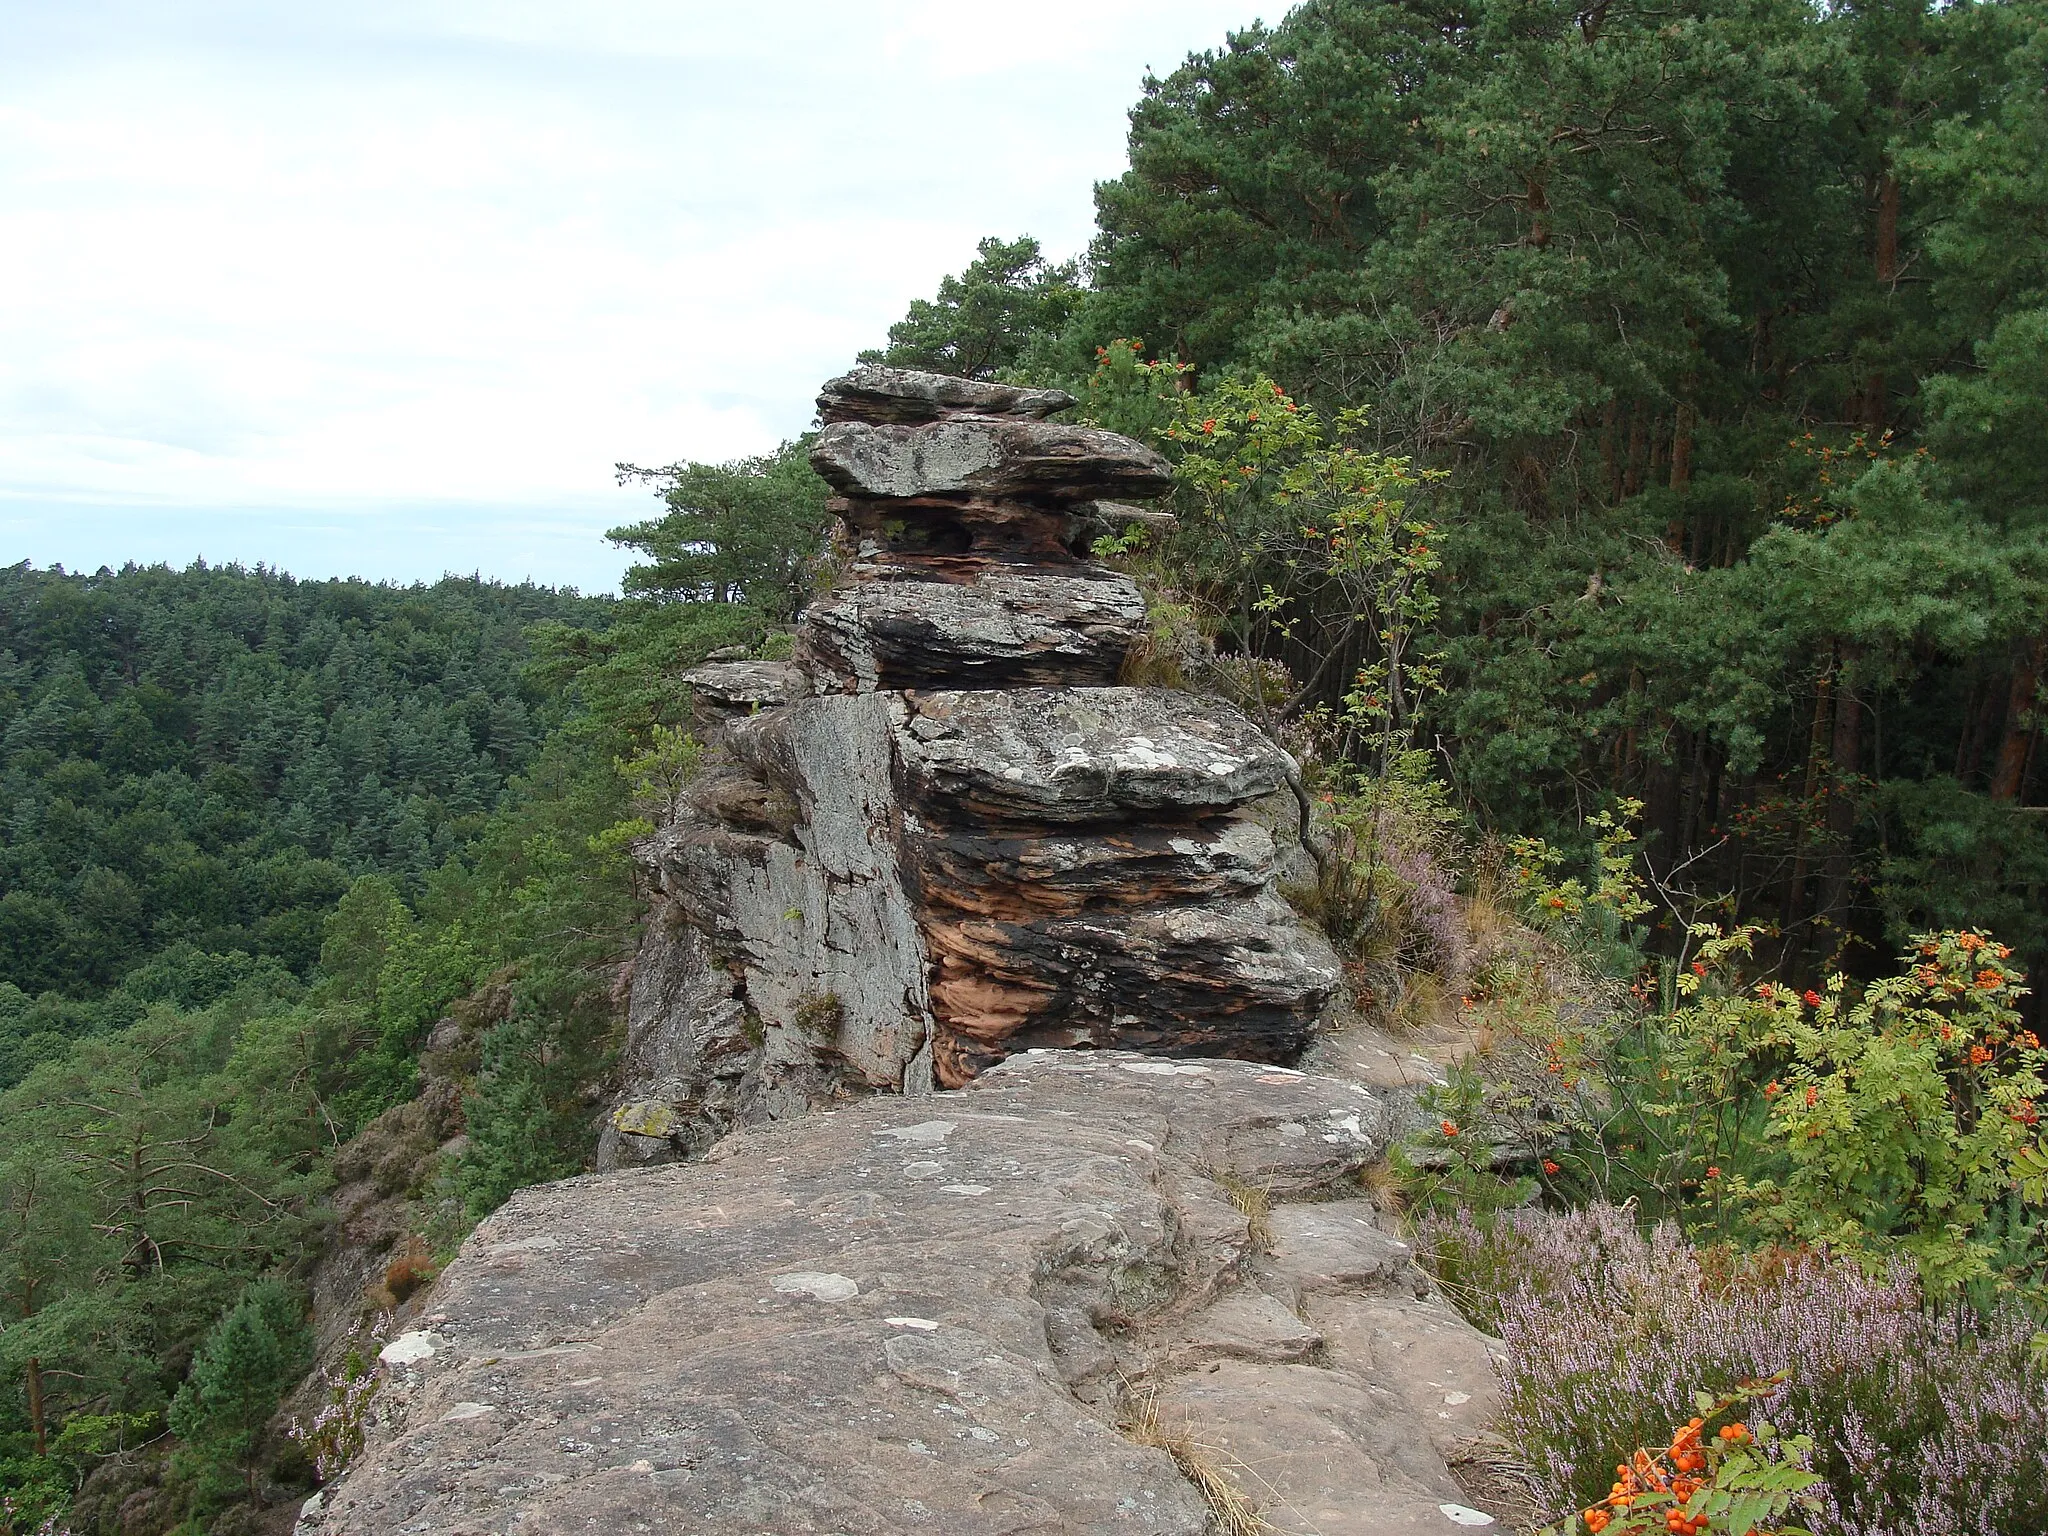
xmin=0 ymin=562 xmax=603 ymax=1078
xmin=877 ymin=0 xmax=2048 ymax=993
xmin=1395 ymin=1057 xmax=1538 ymax=1221
xmin=167 ymin=1278 xmax=313 ymax=1505
xmin=616 ymin=722 xmax=703 ymax=824
xmin=609 ymin=439 xmax=829 ymax=621
xmin=1718 ymin=931 xmax=2045 ymax=1291
xmin=455 ymin=1020 xmax=583 ymax=1222
xmin=1149 ymin=372 xmax=1440 ymax=743
xmin=1507 ymin=801 xmax=1656 ymax=979
xmin=1507 ymin=924 xmax=2047 ymax=1292
xmin=860 ymin=235 xmax=1083 ymax=382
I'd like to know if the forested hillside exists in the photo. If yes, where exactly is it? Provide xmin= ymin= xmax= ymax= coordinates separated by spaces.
xmin=0 ymin=517 xmax=798 ymax=1534
xmin=3 ymin=0 xmax=2046 ymax=1530
xmin=870 ymin=0 xmax=2048 ymax=992
xmin=0 ymin=562 xmax=647 ymax=1535
xmin=0 ymin=563 xmax=607 ymax=1088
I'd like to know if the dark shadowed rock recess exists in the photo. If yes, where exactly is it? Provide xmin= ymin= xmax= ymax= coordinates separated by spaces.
xmin=597 ymin=366 xmax=1341 ymax=1165
xmin=299 ymin=1054 xmax=1506 ymax=1536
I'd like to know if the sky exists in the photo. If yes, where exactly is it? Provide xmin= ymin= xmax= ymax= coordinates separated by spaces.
xmin=0 ymin=0 xmax=1269 ymax=594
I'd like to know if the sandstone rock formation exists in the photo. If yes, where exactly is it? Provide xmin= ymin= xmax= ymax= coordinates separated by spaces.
xmin=301 ymin=1052 xmax=1507 ymax=1536
xmin=602 ymin=367 xmax=1340 ymax=1166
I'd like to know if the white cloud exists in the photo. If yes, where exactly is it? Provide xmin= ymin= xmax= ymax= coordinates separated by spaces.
xmin=0 ymin=0 xmax=1268 ymax=588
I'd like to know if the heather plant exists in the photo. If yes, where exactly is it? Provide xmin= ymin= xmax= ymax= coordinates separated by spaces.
xmin=288 ymin=1314 xmax=389 ymax=1483
xmin=1307 ymin=752 xmax=1471 ymax=1016
xmin=0 ymin=1474 xmax=68 ymax=1536
xmin=1417 ymin=1204 xmax=2048 ymax=1535
xmin=0 ymin=1497 xmax=67 ymax=1536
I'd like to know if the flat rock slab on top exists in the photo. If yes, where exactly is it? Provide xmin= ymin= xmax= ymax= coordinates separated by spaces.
xmin=892 ymin=685 xmax=1296 ymax=822
xmin=818 ymin=365 xmax=1077 ymax=425
xmin=295 ymin=1053 xmax=1445 ymax=1536
xmin=811 ymin=417 xmax=1173 ymax=506
xmin=678 ymin=658 xmax=808 ymax=709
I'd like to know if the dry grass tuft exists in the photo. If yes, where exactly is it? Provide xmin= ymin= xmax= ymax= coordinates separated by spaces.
xmin=1121 ymin=1388 xmax=1275 ymax=1536
xmin=1205 ymin=1168 xmax=1275 ymax=1249
xmin=1358 ymin=1156 xmax=1409 ymax=1214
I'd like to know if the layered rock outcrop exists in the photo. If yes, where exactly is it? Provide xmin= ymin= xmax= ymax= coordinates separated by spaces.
xmin=301 ymin=1052 xmax=1507 ymax=1536
xmin=602 ymin=367 xmax=1340 ymax=1165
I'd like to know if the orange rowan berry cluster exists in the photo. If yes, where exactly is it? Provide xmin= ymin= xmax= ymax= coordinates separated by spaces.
xmin=1576 ymin=1412 xmax=1773 ymax=1536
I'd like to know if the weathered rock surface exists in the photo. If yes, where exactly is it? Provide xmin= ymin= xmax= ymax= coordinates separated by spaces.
xmin=602 ymin=367 xmax=1339 ymax=1165
xmin=922 ymin=895 xmax=1341 ymax=1085
xmin=893 ymin=686 xmax=1295 ymax=822
xmin=303 ymin=1054 xmax=1504 ymax=1536
xmin=811 ymin=418 xmax=1173 ymax=506
xmin=798 ymin=565 xmax=1146 ymax=692
xmin=818 ymin=365 xmax=1077 ymax=425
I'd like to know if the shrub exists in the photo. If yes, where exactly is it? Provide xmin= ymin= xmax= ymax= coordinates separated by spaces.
xmin=288 ymin=1316 xmax=388 ymax=1483
xmin=1417 ymin=1204 xmax=2048 ymax=1535
xmin=1469 ymin=921 xmax=2048 ymax=1292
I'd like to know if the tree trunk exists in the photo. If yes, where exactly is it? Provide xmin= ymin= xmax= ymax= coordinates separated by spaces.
xmin=1602 ymin=399 xmax=1621 ymax=503
xmin=1867 ymin=169 xmax=1900 ymax=436
xmin=1624 ymin=407 xmax=1648 ymax=497
xmin=1781 ymin=667 xmax=1835 ymax=964
xmin=1991 ymin=638 xmax=2045 ymax=801
xmin=1670 ymin=400 xmax=1695 ymax=494
xmin=1820 ymin=651 xmax=1864 ymax=947
xmin=27 ymin=1356 xmax=46 ymax=1455
xmin=1961 ymin=677 xmax=2005 ymax=786
xmin=1526 ymin=171 xmax=1550 ymax=248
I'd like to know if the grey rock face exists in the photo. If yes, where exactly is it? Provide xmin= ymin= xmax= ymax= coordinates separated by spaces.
xmin=893 ymin=686 xmax=1294 ymax=822
xmin=798 ymin=565 xmax=1146 ymax=692
xmin=301 ymin=1055 xmax=1501 ymax=1536
xmin=817 ymin=364 xmax=1077 ymax=424
xmin=810 ymin=417 xmax=1172 ymax=505
xmin=601 ymin=366 xmax=1338 ymax=1158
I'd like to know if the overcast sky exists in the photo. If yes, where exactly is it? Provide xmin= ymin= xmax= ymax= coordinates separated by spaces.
xmin=0 ymin=0 xmax=1266 ymax=593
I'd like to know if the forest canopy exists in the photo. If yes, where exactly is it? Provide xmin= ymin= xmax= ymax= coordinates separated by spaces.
xmin=872 ymin=0 xmax=2048 ymax=989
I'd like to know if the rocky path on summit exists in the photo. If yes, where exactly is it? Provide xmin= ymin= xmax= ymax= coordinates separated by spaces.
xmin=300 ymin=1055 xmax=1506 ymax=1535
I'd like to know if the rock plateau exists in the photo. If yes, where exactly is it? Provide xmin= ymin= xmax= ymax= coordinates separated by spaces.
xmin=301 ymin=1053 xmax=1506 ymax=1536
